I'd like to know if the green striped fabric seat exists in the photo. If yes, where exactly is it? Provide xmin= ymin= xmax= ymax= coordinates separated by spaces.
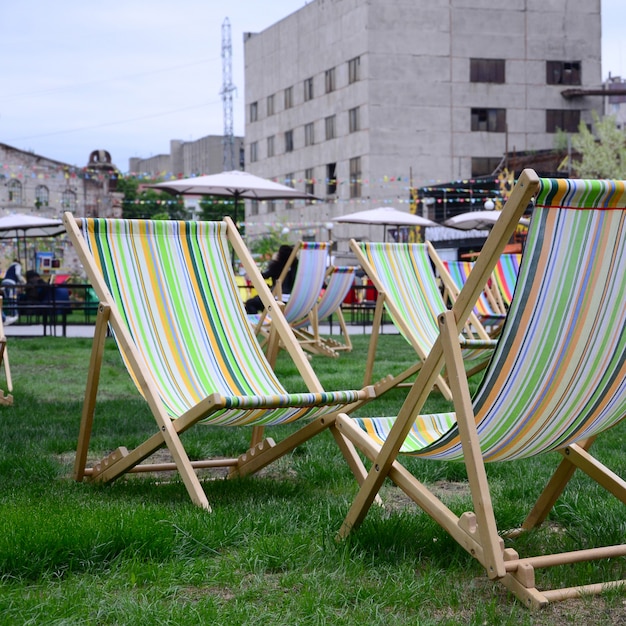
xmin=442 ymin=259 xmax=506 ymax=323
xmin=492 ymin=253 xmax=521 ymax=308
xmin=80 ymin=218 xmax=362 ymax=426
xmin=356 ymin=242 xmax=494 ymax=351
xmin=293 ymin=266 xmax=355 ymax=330
xmin=356 ymin=178 xmax=626 ymax=461
xmin=283 ymin=242 xmax=330 ymax=325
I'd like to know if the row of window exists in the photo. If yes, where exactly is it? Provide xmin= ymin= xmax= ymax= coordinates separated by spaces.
xmin=471 ymin=108 xmax=581 ymax=133
xmin=249 ymin=158 xmax=363 ymax=216
xmin=250 ymin=104 xmax=581 ymax=164
xmin=249 ymin=56 xmax=361 ymax=123
xmin=251 ymin=58 xmax=581 ymax=124
xmin=5 ymin=180 xmax=77 ymax=208
xmin=249 ymin=107 xmax=361 ymax=162
xmin=470 ymin=58 xmax=582 ymax=86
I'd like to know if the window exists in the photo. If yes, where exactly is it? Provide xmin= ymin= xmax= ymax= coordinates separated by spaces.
xmin=546 ymin=109 xmax=581 ymax=132
xmin=348 ymin=56 xmax=361 ymax=84
xmin=470 ymin=58 xmax=505 ymax=83
xmin=61 ymin=189 xmax=77 ymax=211
xmin=547 ymin=61 xmax=581 ymax=85
xmin=285 ymin=173 xmax=295 ymax=209
xmin=349 ymin=106 xmax=360 ymax=133
xmin=249 ymin=141 xmax=258 ymax=163
xmin=325 ymin=67 xmax=336 ymax=93
xmin=471 ymin=108 xmax=506 ymax=132
xmin=304 ymin=77 xmax=314 ymax=102
xmin=305 ymin=167 xmax=315 ymax=203
xmin=304 ymin=122 xmax=315 ymax=146
xmin=285 ymin=129 xmax=294 ymax=153
xmin=249 ymin=101 xmax=258 ymax=123
xmin=266 ymin=93 xmax=275 ymax=116
xmin=250 ymin=200 xmax=259 ymax=217
xmin=325 ymin=115 xmax=336 ymax=140
xmin=326 ymin=163 xmax=337 ymax=196
xmin=471 ymin=157 xmax=502 ymax=177
xmin=267 ymin=200 xmax=276 ymax=214
xmin=284 ymin=86 xmax=293 ymax=109
xmin=7 ymin=179 xmax=22 ymax=204
xmin=349 ymin=157 xmax=361 ymax=198
xmin=35 ymin=185 xmax=49 ymax=208
xmin=267 ymin=135 xmax=275 ymax=158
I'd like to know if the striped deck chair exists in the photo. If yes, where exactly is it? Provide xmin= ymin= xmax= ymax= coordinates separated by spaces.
xmin=441 ymin=259 xmax=506 ymax=335
xmin=492 ymin=253 xmax=521 ymax=310
xmin=0 ymin=298 xmax=13 ymax=406
xmin=254 ymin=242 xmax=330 ymax=353
xmin=335 ymin=170 xmax=626 ymax=607
xmin=292 ymin=265 xmax=356 ymax=357
xmin=63 ymin=214 xmax=375 ymax=510
xmin=351 ymin=239 xmax=496 ymax=400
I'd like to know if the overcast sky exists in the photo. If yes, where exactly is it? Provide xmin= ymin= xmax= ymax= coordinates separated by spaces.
xmin=2 ymin=0 xmax=624 ymax=173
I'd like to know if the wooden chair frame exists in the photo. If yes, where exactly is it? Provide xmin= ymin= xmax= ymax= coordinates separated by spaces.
xmin=335 ymin=170 xmax=626 ymax=608
xmin=351 ymin=239 xmax=496 ymax=400
xmin=64 ymin=214 xmax=376 ymax=511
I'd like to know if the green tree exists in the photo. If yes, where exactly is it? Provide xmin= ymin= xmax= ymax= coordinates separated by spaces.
xmin=571 ymin=112 xmax=626 ymax=178
xmin=198 ymin=195 xmax=238 ymax=221
xmin=116 ymin=177 xmax=189 ymax=220
xmin=247 ymin=226 xmax=292 ymax=257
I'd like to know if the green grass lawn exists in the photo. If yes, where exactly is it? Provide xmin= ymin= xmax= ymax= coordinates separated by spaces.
xmin=0 ymin=335 xmax=624 ymax=625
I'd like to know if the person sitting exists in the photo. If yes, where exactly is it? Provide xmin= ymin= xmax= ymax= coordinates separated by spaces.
xmin=1 ymin=260 xmax=25 ymax=324
xmin=245 ymin=244 xmax=297 ymax=314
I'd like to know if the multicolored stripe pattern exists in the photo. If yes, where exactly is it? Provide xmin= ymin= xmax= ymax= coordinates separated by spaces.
xmin=357 ymin=242 xmax=492 ymax=352
xmin=357 ymin=178 xmax=626 ymax=461
xmin=293 ymin=266 xmax=355 ymax=330
xmin=283 ymin=242 xmax=329 ymax=324
xmin=492 ymin=254 xmax=521 ymax=308
xmin=442 ymin=260 xmax=505 ymax=321
xmin=80 ymin=219 xmax=362 ymax=425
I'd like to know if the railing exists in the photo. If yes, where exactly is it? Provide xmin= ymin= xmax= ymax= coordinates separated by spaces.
xmin=1 ymin=282 xmax=390 ymax=337
xmin=1 ymin=283 xmax=98 ymax=337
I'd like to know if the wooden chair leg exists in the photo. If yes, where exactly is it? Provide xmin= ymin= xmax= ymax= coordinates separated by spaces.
xmin=74 ymin=304 xmax=110 ymax=481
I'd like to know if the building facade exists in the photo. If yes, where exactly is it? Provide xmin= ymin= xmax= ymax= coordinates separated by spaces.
xmin=0 ymin=144 xmax=122 ymax=275
xmin=128 ymin=135 xmax=244 ymax=178
xmin=243 ymin=0 xmax=602 ymax=252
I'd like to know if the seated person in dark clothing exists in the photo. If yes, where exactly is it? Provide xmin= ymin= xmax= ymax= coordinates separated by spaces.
xmin=23 ymin=270 xmax=47 ymax=302
xmin=20 ymin=271 xmax=71 ymax=313
xmin=245 ymin=244 xmax=298 ymax=314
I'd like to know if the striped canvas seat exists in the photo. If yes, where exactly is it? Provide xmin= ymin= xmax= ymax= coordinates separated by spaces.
xmin=351 ymin=240 xmax=495 ymax=399
xmin=293 ymin=265 xmax=356 ymax=356
xmin=64 ymin=215 xmax=372 ymax=510
xmin=253 ymin=242 xmax=329 ymax=347
xmin=442 ymin=260 xmax=505 ymax=321
xmin=492 ymin=253 xmax=521 ymax=309
xmin=336 ymin=171 xmax=626 ymax=608
xmin=282 ymin=242 xmax=329 ymax=324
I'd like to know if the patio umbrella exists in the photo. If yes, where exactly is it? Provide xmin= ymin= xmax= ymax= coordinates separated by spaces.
xmin=332 ymin=206 xmax=437 ymax=241
xmin=443 ymin=210 xmax=504 ymax=230
xmin=148 ymin=170 xmax=317 ymax=225
xmin=444 ymin=210 xmax=530 ymax=231
xmin=0 ymin=213 xmax=65 ymax=270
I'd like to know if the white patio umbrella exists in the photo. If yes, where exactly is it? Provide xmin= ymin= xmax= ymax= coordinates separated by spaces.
xmin=444 ymin=209 xmax=530 ymax=231
xmin=443 ymin=210 xmax=504 ymax=230
xmin=149 ymin=170 xmax=318 ymax=224
xmin=332 ymin=206 xmax=437 ymax=241
xmin=0 ymin=213 xmax=65 ymax=269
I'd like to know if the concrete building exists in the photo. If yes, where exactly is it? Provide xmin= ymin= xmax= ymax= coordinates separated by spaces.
xmin=242 ymin=0 xmax=602 ymax=253
xmin=604 ymin=75 xmax=626 ymax=130
xmin=129 ymin=135 xmax=244 ymax=178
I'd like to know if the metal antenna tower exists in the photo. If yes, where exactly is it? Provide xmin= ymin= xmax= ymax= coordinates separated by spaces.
xmin=221 ymin=17 xmax=236 ymax=171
